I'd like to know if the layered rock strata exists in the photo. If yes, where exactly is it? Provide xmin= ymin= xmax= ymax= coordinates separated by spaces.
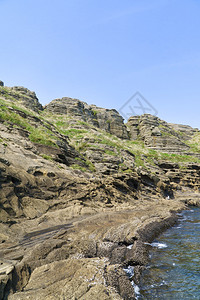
xmin=127 ymin=114 xmax=199 ymax=154
xmin=44 ymin=97 xmax=129 ymax=139
xmin=0 ymin=83 xmax=200 ymax=299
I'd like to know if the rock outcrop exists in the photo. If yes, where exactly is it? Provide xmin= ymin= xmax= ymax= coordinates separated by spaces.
xmin=0 ymin=82 xmax=200 ymax=300
xmin=0 ymin=85 xmax=43 ymax=112
xmin=127 ymin=114 xmax=199 ymax=154
xmin=45 ymin=97 xmax=129 ymax=139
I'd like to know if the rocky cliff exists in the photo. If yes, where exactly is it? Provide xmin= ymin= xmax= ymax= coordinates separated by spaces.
xmin=127 ymin=114 xmax=199 ymax=154
xmin=0 ymin=82 xmax=200 ymax=300
xmin=45 ymin=97 xmax=129 ymax=139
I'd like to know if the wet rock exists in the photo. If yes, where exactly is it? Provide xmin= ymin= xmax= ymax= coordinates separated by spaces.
xmin=105 ymin=265 xmax=135 ymax=300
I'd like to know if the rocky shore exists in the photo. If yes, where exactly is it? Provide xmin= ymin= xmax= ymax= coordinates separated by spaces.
xmin=0 ymin=82 xmax=200 ymax=299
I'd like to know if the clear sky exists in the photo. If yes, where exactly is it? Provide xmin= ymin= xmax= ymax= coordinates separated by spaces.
xmin=1 ymin=0 xmax=200 ymax=128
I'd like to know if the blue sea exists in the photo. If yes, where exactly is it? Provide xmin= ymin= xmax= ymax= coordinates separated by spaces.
xmin=138 ymin=207 xmax=200 ymax=299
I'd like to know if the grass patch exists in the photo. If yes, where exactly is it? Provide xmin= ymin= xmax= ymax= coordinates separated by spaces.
xmin=122 ymin=168 xmax=134 ymax=173
xmin=186 ymin=143 xmax=200 ymax=153
xmin=159 ymin=152 xmax=200 ymax=164
xmin=85 ymin=159 xmax=96 ymax=172
xmin=29 ymin=127 xmax=58 ymax=147
xmin=134 ymin=152 xmax=146 ymax=168
xmin=92 ymin=110 xmax=97 ymax=116
xmin=59 ymin=128 xmax=88 ymax=138
xmin=70 ymin=164 xmax=87 ymax=172
xmin=95 ymin=135 xmax=122 ymax=149
xmin=55 ymin=120 xmax=70 ymax=129
xmin=76 ymin=141 xmax=89 ymax=152
xmin=185 ymin=133 xmax=200 ymax=153
xmin=104 ymin=149 xmax=117 ymax=156
xmin=77 ymin=120 xmax=91 ymax=126
xmin=0 ymin=105 xmax=59 ymax=147
xmin=0 ymin=107 xmax=30 ymax=128
xmin=41 ymin=154 xmax=53 ymax=161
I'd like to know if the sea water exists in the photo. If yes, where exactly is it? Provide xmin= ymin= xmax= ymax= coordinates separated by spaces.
xmin=138 ymin=207 xmax=200 ymax=299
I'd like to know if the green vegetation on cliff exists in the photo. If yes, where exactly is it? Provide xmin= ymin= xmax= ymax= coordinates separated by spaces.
xmin=0 ymin=98 xmax=58 ymax=147
xmin=1 ymin=84 xmax=200 ymax=175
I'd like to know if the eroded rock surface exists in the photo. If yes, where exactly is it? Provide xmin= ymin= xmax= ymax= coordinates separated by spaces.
xmin=127 ymin=114 xmax=199 ymax=154
xmin=45 ymin=97 xmax=129 ymax=139
xmin=0 ymin=85 xmax=43 ymax=112
xmin=0 ymin=83 xmax=200 ymax=299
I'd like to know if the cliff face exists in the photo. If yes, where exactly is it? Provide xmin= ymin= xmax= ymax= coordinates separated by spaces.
xmin=45 ymin=97 xmax=129 ymax=139
xmin=0 ymin=82 xmax=200 ymax=300
xmin=127 ymin=114 xmax=199 ymax=154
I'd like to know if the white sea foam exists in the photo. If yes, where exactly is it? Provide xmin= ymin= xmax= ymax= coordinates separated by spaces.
xmin=124 ymin=266 xmax=140 ymax=298
xmin=151 ymin=280 xmax=167 ymax=288
xmin=176 ymin=212 xmax=183 ymax=216
xmin=133 ymin=283 xmax=140 ymax=294
xmin=144 ymin=241 xmax=167 ymax=249
xmin=123 ymin=266 xmax=134 ymax=278
xmin=180 ymin=216 xmax=188 ymax=221
xmin=160 ymin=280 xmax=167 ymax=286
xmin=151 ymin=242 xmax=167 ymax=249
xmin=144 ymin=242 xmax=151 ymax=246
xmin=131 ymin=281 xmax=140 ymax=298
xmin=127 ymin=244 xmax=133 ymax=249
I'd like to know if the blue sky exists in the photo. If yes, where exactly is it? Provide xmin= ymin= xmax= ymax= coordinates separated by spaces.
xmin=1 ymin=0 xmax=200 ymax=128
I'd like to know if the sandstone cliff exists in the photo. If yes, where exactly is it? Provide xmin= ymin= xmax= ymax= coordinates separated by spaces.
xmin=0 ymin=82 xmax=200 ymax=300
